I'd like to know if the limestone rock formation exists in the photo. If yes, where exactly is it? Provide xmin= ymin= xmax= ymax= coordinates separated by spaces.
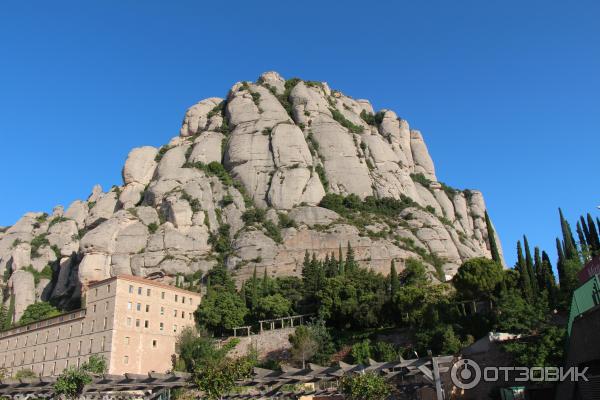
xmin=0 ymin=71 xmax=504 ymax=314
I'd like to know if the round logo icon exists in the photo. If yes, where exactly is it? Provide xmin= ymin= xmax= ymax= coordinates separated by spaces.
xmin=451 ymin=359 xmax=482 ymax=390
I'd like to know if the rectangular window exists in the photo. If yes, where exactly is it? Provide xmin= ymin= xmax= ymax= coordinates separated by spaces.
xmin=103 ymin=317 xmax=107 ymax=329
xmin=54 ymin=346 xmax=58 ymax=358
xmin=78 ymin=341 xmax=81 ymax=355
xmin=93 ymin=304 xmax=97 ymax=312
xmin=124 ymin=355 xmax=129 ymax=364
xmin=95 ymin=288 xmax=98 ymax=296
xmin=105 ymin=301 xmax=109 ymax=311
xmin=32 ymin=350 xmax=36 ymax=363
xmin=182 ymin=296 xmax=185 ymax=304
xmin=146 ymin=304 xmax=150 ymax=312
xmin=136 ymin=303 xmax=141 ymax=312
xmin=160 ymin=322 xmax=164 ymax=331
xmin=135 ymin=319 xmax=140 ymax=327
xmin=43 ymin=347 xmax=47 ymax=361
xmin=107 ymin=284 xmax=110 ymax=292
xmin=174 ymin=309 xmax=177 ymax=317
xmin=125 ymin=336 xmax=130 ymax=345
xmin=160 ymin=307 xmax=164 ymax=315
xmin=101 ymin=336 xmax=105 ymax=351
xmin=152 ymin=340 xmax=157 ymax=348
xmin=127 ymin=317 xmax=132 ymax=327
xmin=91 ymin=320 xmax=95 ymax=333
xmin=147 ymin=288 xmax=151 ymax=296
xmin=144 ymin=320 xmax=149 ymax=328
xmin=129 ymin=285 xmax=133 ymax=293
xmin=127 ymin=302 xmax=132 ymax=310
xmin=182 ymin=311 xmax=185 ymax=319
xmin=138 ymin=287 xmax=142 ymax=295
xmin=175 ymin=294 xmax=178 ymax=302
xmin=161 ymin=291 xmax=165 ymax=299
xmin=69 ymin=326 xmax=72 ymax=338
xmin=89 ymin=339 xmax=93 ymax=353
xmin=67 ymin=343 xmax=71 ymax=356
xmin=173 ymin=324 xmax=178 ymax=333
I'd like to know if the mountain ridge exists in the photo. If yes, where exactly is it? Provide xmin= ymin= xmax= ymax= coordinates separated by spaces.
xmin=0 ymin=71 xmax=504 ymax=322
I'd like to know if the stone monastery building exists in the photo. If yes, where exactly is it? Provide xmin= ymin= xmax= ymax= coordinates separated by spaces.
xmin=0 ymin=275 xmax=200 ymax=376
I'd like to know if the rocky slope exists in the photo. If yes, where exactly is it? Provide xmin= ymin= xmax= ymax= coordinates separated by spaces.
xmin=0 ymin=71 xmax=503 ymax=320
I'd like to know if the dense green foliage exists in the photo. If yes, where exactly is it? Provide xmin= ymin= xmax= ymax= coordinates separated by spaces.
xmin=19 ymin=301 xmax=61 ymax=325
xmin=339 ymin=372 xmax=391 ymax=400
xmin=174 ymin=327 xmax=255 ymax=399
xmin=53 ymin=355 xmax=107 ymax=398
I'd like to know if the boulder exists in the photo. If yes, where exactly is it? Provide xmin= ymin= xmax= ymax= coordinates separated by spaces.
xmin=9 ymin=270 xmax=36 ymax=322
xmin=122 ymin=146 xmax=158 ymax=185
xmin=288 ymin=206 xmax=340 ymax=227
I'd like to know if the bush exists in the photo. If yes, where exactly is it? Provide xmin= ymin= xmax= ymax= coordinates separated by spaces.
xmin=315 ymin=165 xmax=329 ymax=191
xmin=148 ymin=222 xmax=159 ymax=234
xmin=410 ymin=172 xmax=431 ymax=187
xmin=359 ymin=110 xmax=384 ymax=126
xmin=242 ymin=208 xmax=266 ymax=225
xmin=278 ymin=213 xmax=297 ymax=228
xmin=30 ymin=234 xmax=49 ymax=258
xmin=329 ymin=108 xmax=364 ymax=133
xmin=19 ymin=302 xmax=61 ymax=326
xmin=263 ymin=220 xmax=283 ymax=243
xmin=340 ymin=372 xmax=391 ymax=400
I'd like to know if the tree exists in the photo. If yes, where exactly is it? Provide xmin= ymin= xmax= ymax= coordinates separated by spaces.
xmin=19 ymin=302 xmax=60 ymax=325
xmin=515 ymin=241 xmax=533 ymax=300
xmin=345 ymin=242 xmax=359 ymax=272
xmin=351 ymin=339 xmax=372 ymax=364
xmin=289 ymin=325 xmax=319 ymax=369
xmin=53 ymin=356 xmax=107 ymax=398
xmin=502 ymin=325 xmax=565 ymax=367
xmin=196 ymin=291 xmax=248 ymax=335
xmin=576 ymin=221 xmax=590 ymax=261
xmin=453 ymin=257 xmax=504 ymax=301
xmin=523 ymin=236 xmax=538 ymax=296
xmin=389 ymin=260 xmax=399 ymax=298
xmin=559 ymin=208 xmax=578 ymax=261
xmin=485 ymin=211 xmax=501 ymax=263
xmin=400 ymin=258 xmax=428 ymax=287
xmin=339 ymin=372 xmax=391 ymax=400
xmin=587 ymin=213 xmax=600 ymax=256
xmin=255 ymin=294 xmax=291 ymax=320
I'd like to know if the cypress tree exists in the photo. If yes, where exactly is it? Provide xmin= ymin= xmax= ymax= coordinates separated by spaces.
xmin=326 ymin=252 xmax=338 ymax=277
xmin=345 ymin=242 xmax=358 ymax=272
xmin=534 ymin=246 xmax=545 ymax=291
xmin=516 ymin=240 xmax=533 ymax=300
xmin=576 ymin=221 xmax=589 ymax=261
xmin=485 ymin=211 xmax=501 ymax=263
xmin=262 ymin=268 xmax=270 ymax=297
xmin=556 ymin=238 xmax=567 ymax=295
xmin=523 ymin=236 xmax=538 ymax=295
xmin=587 ymin=214 xmax=600 ymax=256
xmin=390 ymin=260 xmax=399 ymax=298
xmin=580 ymin=216 xmax=592 ymax=249
xmin=559 ymin=208 xmax=578 ymax=260
xmin=338 ymin=244 xmax=345 ymax=275
xmin=542 ymin=251 xmax=558 ymax=307
xmin=250 ymin=266 xmax=259 ymax=310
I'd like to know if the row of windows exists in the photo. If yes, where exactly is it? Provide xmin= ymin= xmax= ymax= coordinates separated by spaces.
xmin=0 ymin=336 xmax=108 ymax=368
xmin=7 ymin=357 xmax=92 ymax=376
xmin=0 ymin=317 xmax=110 ymax=351
xmin=0 ymin=311 xmax=85 ymax=338
xmin=125 ymin=302 xmax=193 ymax=320
xmin=127 ymin=285 xmax=193 ymax=305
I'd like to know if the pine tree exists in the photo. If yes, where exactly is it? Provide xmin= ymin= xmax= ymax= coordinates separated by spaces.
xmin=516 ymin=240 xmax=533 ymax=300
xmin=325 ymin=252 xmax=338 ymax=277
xmin=559 ymin=208 xmax=578 ymax=260
xmin=485 ymin=211 xmax=501 ymax=263
xmin=523 ymin=236 xmax=538 ymax=296
xmin=390 ymin=260 xmax=399 ymax=298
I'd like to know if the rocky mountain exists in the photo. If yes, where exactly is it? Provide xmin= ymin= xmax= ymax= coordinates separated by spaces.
xmin=0 ymin=71 xmax=503 ymax=320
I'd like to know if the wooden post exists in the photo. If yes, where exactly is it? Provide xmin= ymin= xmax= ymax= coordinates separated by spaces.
xmin=260 ymin=321 xmax=263 ymax=333
xmin=432 ymin=357 xmax=444 ymax=400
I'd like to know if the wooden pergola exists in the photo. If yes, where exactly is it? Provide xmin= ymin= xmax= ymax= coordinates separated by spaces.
xmin=0 ymin=356 xmax=456 ymax=399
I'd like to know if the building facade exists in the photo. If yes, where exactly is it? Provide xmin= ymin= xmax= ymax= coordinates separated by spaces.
xmin=0 ymin=275 xmax=200 ymax=376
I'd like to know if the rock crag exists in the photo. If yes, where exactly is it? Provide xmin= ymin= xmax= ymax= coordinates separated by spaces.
xmin=0 ymin=72 xmax=503 ymax=318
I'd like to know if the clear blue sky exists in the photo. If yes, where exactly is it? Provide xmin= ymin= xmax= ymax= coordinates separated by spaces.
xmin=1 ymin=1 xmax=598 ymax=268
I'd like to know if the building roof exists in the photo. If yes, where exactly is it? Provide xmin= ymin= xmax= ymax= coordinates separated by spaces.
xmin=88 ymin=274 xmax=202 ymax=297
